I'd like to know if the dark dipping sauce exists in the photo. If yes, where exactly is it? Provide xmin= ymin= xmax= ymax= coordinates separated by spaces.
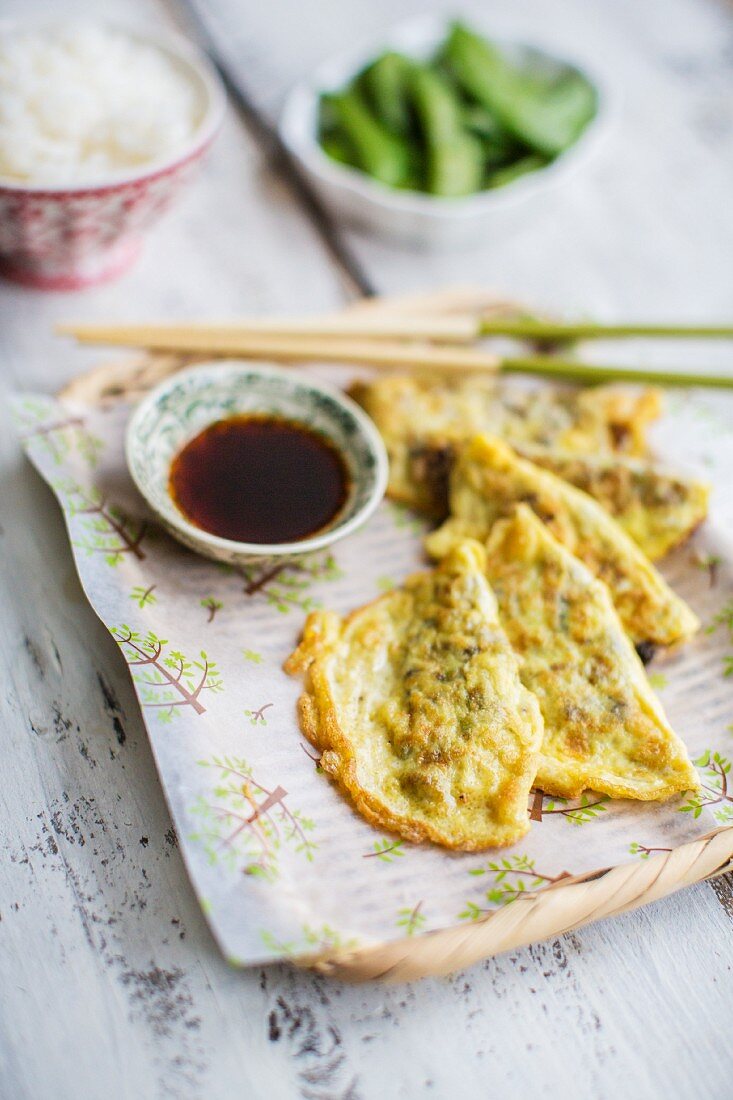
xmin=169 ymin=415 xmax=350 ymax=544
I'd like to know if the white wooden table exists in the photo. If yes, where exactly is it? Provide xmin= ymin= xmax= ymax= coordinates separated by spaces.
xmin=2 ymin=0 xmax=732 ymax=1096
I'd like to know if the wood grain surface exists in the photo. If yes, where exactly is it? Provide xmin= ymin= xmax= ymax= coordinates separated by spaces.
xmin=1 ymin=0 xmax=732 ymax=1097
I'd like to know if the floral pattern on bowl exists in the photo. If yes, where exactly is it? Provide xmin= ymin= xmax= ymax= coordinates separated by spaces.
xmin=125 ymin=361 xmax=389 ymax=564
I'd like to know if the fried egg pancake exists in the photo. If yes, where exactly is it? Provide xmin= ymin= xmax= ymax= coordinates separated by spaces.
xmin=350 ymin=375 xmax=662 ymax=515
xmin=514 ymin=447 xmax=709 ymax=561
xmin=285 ymin=541 xmax=544 ymax=850
xmin=484 ymin=506 xmax=699 ymax=800
xmin=425 ymin=436 xmax=699 ymax=648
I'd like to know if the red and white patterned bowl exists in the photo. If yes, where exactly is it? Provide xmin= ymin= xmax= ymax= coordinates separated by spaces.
xmin=0 ymin=27 xmax=225 ymax=290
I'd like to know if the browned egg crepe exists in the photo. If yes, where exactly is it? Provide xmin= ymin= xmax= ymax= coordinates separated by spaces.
xmin=512 ymin=446 xmax=709 ymax=561
xmin=425 ymin=436 xmax=699 ymax=649
xmin=350 ymin=374 xmax=662 ymax=516
xmin=484 ymin=506 xmax=699 ymax=800
xmin=285 ymin=542 xmax=544 ymax=850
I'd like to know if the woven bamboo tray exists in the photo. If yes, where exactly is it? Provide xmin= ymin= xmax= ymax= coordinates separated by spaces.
xmin=53 ymin=288 xmax=733 ymax=983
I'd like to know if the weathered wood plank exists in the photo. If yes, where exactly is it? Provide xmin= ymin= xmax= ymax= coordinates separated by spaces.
xmin=1 ymin=0 xmax=732 ymax=1096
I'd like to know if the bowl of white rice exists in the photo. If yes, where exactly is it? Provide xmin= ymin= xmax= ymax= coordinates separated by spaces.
xmin=0 ymin=21 xmax=225 ymax=288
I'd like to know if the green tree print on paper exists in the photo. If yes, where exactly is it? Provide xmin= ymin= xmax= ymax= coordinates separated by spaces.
xmin=201 ymin=596 xmax=223 ymax=623
xmin=112 ymin=626 xmax=223 ymax=721
xmin=388 ymin=500 xmax=426 ymax=536
xmin=15 ymin=398 xmax=104 ymax=469
xmin=260 ymin=924 xmax=357 ymax=959
xmin=242 ymin=648 xmax=263 ymax=664
xmin=528 ymin=790 xmax=609 ymax=824
xmin=363 ymin=838 xmax=405 ymax=863
xmin=705 ymin=598 xmax=733 ymax=679
xmin=300 ymin=924 xmax=358 ymax=954
xmin=237 ymin=553 xmax=342 ymax=614
xmin=56 ymin=481 xmax=146 ymax=565
xmin=459 ymin=855 xmax=572 ymax=918
xmin=396 ymin=902 xmax=426 ymax=936
xmin=694 ymin=551 xmax=722 ymax=588
xmin=244 ymin=703 xmax=273 ymax=726
xmin=130 ymin=584 xmax=157 ymax=609
xmin=190 ymin=755 xmax=317 ymax=881
xmin=679 ymin=750 xmax=733 ymax=825
xmin=628 ymin=841 xmax=672 ymax=860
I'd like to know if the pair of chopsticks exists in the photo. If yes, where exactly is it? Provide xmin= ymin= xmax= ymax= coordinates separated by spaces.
xmin=58 ymin=307 xmax=733 ymax=388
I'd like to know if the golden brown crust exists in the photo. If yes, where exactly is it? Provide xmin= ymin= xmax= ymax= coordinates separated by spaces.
xmin=349 ymin=375 xmax=664 ymax=514
xmin=285 ymin=543 xmax=544 ymax=850
xmin=484 ymin=506 xmax=699 ymax=801
xmin=514 ymin=446 xmax=710 ymax=562
xmin=426 ymin=435 xmax=699 ymax=648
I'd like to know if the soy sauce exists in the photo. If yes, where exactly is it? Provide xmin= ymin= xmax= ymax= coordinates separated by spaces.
xmin=169 ymin=415 xmax=350 ymax=544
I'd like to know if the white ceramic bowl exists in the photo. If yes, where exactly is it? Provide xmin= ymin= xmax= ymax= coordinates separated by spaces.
xmin=279 ymin=16 xmax=609 ymax=249
xmin=125 ymin=362 xmax=388 ymax=564
xmin=0 ymin=21 xmax=226 ymax=289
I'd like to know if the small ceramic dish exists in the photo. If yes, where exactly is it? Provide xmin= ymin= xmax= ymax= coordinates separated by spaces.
xmin=279 ymin=15 xmax=610 ymax=249
xmin=125 ymin=361 xmax=388 ymax=564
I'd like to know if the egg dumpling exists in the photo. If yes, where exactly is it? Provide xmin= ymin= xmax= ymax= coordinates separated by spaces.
xmin=425 ymin=436 xmax=699 ymax=648
xmin=285 ymin=541 xmax=544 ymax=850
xmin=349 ymin=374 xmax=662 ymax=515
xmin=484 ymin=506 xmax=699 ymax=800
xmin=515 ymin=446 xmax=709 ymax=561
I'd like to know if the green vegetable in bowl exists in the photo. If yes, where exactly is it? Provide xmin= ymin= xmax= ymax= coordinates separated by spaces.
xmin=441 ymin=22 xmax=597 ymax=157
xmin=487 ymin=154 xmax=548 ymax=189
xmin=409 ymin=64 xmax=484 ymax=196
xmin=320 ymin=89 xmax=411 ymax=187
xmin=317 ymin=21 xmax=597 ymax=196
xmin=357 ymin=52 xmax=414 ymax=136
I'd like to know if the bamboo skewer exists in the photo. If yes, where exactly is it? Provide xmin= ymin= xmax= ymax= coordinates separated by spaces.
xmin=500 ymin=356 xmax=733 ymax=389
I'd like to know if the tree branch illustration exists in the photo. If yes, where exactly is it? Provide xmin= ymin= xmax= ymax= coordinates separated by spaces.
xmin=396 ymin=901 xmax=425 ymax=936
xmin=21 ymin=409 xmax=103 ymax=468
xmin=235 ymin=553 xmax=342 ymax=613
xmin=462 ymin=854 xmax=573 ymax=913
xmin=112 ymin=627 xmax=222 ymax=719
xmin=21 ymin=415 xmax=85 ymax=440
xmin=190 ymin=756 xmax=317 ymax=880
xmin=529 ymin=789 xmax=609 ymax=824
xmin=245 ymin=702 xmax=273 ymax=726
xmin=60 ymin=483 xmax=147 ymax=563
xmin=629 ymin=842 xmax=673 ymax=859
xmin=679 ymin=750 xmax=733 ymax=823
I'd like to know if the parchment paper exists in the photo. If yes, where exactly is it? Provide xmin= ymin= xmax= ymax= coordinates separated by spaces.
xmin=13 ymin=381 xmax=733 ymax=966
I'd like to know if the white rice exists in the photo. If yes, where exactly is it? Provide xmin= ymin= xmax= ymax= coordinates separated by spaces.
xmin=0 ymin=24 xmax=205 ymax=185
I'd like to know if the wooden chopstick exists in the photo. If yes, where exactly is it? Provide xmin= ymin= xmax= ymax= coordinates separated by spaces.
xmin=58 ymin=330 xmax=501 ymax=372
xmin=58 ymin=315 xmax=481 ymax=346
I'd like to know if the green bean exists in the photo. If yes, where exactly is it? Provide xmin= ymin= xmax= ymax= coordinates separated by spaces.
xmin=442 ymin=22 xmax=596 ymax=156
xmin=320 ymin=90 xmax=411 ymax=187
xmin=461 ymin=105 xmax=525 ymax=170
xmin=357 ymin=52 xmax=413 ymax=136
xmin=487 ymin=154 xmax=547 ymax=188
xmin=409 ymin=64 xmax=484 ymax=196
xmin=320 ymin=133 xmax=359 ymax=170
